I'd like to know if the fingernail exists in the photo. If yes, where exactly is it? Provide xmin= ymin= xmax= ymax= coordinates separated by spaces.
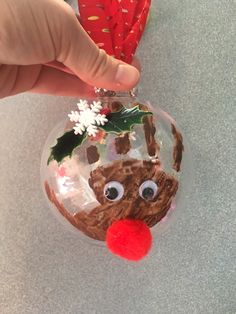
xmin=115 ymin=64 xmax=140 ymax=87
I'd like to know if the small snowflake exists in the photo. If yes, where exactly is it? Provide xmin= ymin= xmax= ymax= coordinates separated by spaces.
xmin=68 ymin=100 xmax=108 ymax=137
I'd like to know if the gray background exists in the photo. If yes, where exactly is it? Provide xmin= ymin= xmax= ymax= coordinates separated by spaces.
xmin=0 ymin=0 xmax=235 ymax=313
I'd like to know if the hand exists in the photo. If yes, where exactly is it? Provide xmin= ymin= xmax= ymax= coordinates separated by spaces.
xmin=0 ymin=0 xmax=140 ymax=99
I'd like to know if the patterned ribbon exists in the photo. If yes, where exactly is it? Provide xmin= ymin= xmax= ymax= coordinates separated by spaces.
xmin=78 ymin=0 xmax=151 ymax=64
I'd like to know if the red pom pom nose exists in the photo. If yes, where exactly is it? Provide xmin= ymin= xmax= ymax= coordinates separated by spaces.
xmin=106 ymin=219 xmax=152 ymax=261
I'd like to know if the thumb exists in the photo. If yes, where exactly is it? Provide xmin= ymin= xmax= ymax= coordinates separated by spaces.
xmin=57 ymin=9 xmax=140 ymax=91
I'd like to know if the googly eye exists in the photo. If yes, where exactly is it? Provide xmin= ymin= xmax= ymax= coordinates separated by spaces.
xmin=139 ymin=180 xmax=158 ymax=201
xmin=104 ymin=181 xmax=124 ymax=201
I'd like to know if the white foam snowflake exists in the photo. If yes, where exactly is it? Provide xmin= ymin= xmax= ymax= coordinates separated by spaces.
xmin=68 ymin=100 xmax=108 ymax=137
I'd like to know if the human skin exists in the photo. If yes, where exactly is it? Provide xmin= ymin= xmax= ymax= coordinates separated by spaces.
xmin=0 ymin=0 xmax=140 ymax=99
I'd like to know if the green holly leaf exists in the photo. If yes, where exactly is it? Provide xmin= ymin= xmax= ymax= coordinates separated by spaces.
xmin=47 ymin=130 xmax=86 ymax=165
xmin=99 ymin=106 xmax=152 ymax=134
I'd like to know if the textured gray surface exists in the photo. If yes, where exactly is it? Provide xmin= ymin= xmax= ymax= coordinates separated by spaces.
xmin=0 ymin=1 xmax=235 ymax=313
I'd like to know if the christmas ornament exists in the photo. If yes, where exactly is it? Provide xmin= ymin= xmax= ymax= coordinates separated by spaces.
xmin=41 ymin=0 xmax=191 ymax=261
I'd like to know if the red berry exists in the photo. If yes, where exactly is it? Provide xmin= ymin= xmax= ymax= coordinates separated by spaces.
xmin=106 ymin=219 xmax=152 ymax=261
xmin=100 ymin=107 xmax=111 ymax=116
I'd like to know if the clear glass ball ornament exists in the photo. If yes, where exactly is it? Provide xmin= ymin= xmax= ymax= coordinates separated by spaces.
xmin=40 ymin=89 xmax=193 ymax=244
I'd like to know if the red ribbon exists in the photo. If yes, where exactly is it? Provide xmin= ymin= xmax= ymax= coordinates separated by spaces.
xmin=78 ymin=0 xmax=151 ymax=64
xmin=46 ymin=1 xmax=151 ymax=76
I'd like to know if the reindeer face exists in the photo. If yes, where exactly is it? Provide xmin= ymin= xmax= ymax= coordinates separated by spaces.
xmin=76 ymin=158 xmax=178 ymax=240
